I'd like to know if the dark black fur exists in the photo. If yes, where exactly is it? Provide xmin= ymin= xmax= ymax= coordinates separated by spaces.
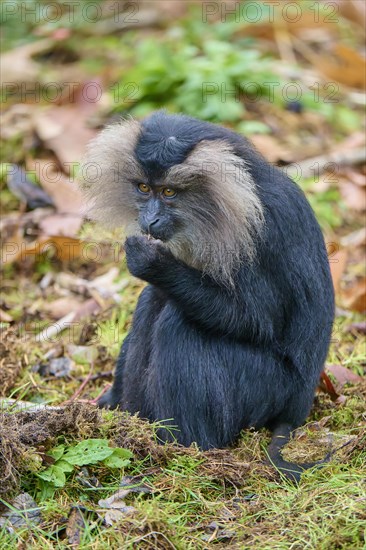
xmin=99 ymin=112 xmax=335 ymax=480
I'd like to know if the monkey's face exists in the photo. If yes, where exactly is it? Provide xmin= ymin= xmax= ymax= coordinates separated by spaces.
xmin=133 ymin=182 xmax=182 ymax=242
xmin=80 ymin=113 xmax=264 ymax=284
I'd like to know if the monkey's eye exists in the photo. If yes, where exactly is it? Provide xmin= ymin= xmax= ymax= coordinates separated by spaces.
xmin=162 ymin=188 xmax=176 ymax=198
xmin=137 ymin=183 xmax=151 ymax=194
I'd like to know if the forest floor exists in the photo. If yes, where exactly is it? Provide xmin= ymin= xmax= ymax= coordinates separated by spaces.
xmin=1 ymin=2 xmax=365 ymax=548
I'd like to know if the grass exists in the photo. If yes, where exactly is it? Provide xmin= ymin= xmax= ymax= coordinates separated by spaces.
xmin=0 ymin=458 xmax=365 ymax=548
xmin=0 ymin=374 xmax=365 ymax=548
xmin=1 ymin=2 xmax=365 ymax=547
xmin=0 ymin=283 xmax=365 ymax=548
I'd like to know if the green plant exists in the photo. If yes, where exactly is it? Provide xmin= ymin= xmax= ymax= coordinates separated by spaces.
xmin=36 ymin=439 xmax=133 ymax=498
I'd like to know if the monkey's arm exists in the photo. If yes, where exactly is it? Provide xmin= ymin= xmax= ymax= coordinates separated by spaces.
xmin=125 ymin=236 xmax=278 ymax=341
xmin=98 ymin=333 xmax=131 ymax=408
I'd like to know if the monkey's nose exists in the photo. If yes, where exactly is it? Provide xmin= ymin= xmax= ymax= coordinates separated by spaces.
xmin=148 ymin=218 xmax=160 ymax=232
xmin=140 ymin=215 xmax=164 ymax=238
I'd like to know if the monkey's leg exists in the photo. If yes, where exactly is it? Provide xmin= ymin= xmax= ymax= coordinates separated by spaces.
xmin=98 ymin=285 xmax=165 ymax=411
xmin=267 ymin=423 xmax=330 ymax=482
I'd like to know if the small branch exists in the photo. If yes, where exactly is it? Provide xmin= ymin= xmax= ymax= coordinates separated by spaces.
xmin=285 ymin=147 xmax=366 ymax=180
xmin=60 ymin=368 xmax=94 ymax=404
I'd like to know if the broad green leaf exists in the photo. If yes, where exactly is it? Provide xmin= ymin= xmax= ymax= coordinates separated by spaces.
xmin=102 ymin=448 xmax=133 ymax=469
xmin=47 ymin=445 xmax=65 ymax=461
xmin=63 ymin=439 xmax=113 ymax=466
xmin=56 ymin=459 xmax=74 ymax=473
xmin=37 ymin=465 xmax=66 ymax=488
xmin=38 ymin=480 xmax=57 ymax=500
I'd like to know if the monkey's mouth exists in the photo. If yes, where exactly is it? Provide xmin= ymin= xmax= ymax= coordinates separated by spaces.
xmin=147 ymin=233 xmax=164 ymax=244
xmin=140 ymin=228 xmax=170 ymax=243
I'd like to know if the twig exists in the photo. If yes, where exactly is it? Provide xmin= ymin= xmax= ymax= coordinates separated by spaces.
xmin=285 ymin=147 xmax=366 ymax=180
xmin=76 ymin=371 xmax=113 ymax=382
xmin=88 ymin=384 xmax=111 ymax=405
xmin=60 ymin=367 xmax=94 ymax=404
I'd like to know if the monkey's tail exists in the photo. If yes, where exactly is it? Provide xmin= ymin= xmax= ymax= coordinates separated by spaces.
xmin=266 ymin=423 xmax=331 ymax=483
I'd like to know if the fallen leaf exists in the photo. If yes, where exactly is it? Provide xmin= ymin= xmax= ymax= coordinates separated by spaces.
xmin=104 ymin=509 xmax=127 ymax=526
xmin=0 ymin=493 xmax=42 ymax=529
xmin=346 ymin=321 xmax=366 ymax=335
xmin=44 ymin=297 xmax=83 ymax=319
xmin=340 ymin=227 xmax=366 ymax=248
xmin=65 ymin=507 xmax=85 ymax=546
xmin=29 ymin=159 xmax=83 ymax=214
xmin=39 ymin=214 xmax=83 ymax=238
xmin=343 ymin=168 xmax=366 ymax=187
xmin=98 ymin=489 xmax=137 ymax=510
xmin=342 ymin=277 xmax=366 ymax=312
xmin=7 ymin=165 xmax=54 ymax=209
xmin=326 ymin=364 xmax=363 ymax=386
xmin=23 ymin=236 xmax=83 ymax=262
xmin=333 ymin=132 xmax=366 ymax=152
xmin=34 ymin=83 xmax=99 ymax=169
xmin=98 ymin=488 xmax=137 ymax=525
xmin=315 ymin=44 xmax=366 ymax=89
xmin=3 ymin=233 xmax=83 ymax=265
xmin=234 ymin=9 xmax=337 ymax=42
xmin=37 ymin=299 xmax=101 ymax=343
xmin=340 ymin=181 xmax=366 ymax=211
xmin=251 ymin=135 xmax=292 ymax=163
xmin=0 ymin=39 xmax=52 ymax=85
xmin=0 ymin=309 xmax=13 ymax=322
xmin=329 ymin=248 xmax=348 ymax=293
xmin=319 ymin=371 xmax=341 ymax=401
xmin=335 ymin=0 xmax=366 ymax=26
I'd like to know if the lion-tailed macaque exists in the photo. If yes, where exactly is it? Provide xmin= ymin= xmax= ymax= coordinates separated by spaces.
xmin=80 ymin=111 xmax=334 ymax=481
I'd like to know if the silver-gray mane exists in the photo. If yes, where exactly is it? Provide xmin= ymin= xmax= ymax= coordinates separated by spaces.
xmin=79 ymin=118 xmax=265 ymax=287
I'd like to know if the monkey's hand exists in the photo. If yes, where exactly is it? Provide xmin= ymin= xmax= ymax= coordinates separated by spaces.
xmin=125 ymin=235 xmax=170 ymax=281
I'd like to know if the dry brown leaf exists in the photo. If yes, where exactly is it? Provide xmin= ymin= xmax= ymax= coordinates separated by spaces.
xmin=343 ymin=169 xmax=366 ymax=187
xmin=43 ymin=297 xmax=84 ymax=320
xmin=335 ymin=0 xmax=366 ymax=27
xmin=333 ymin=132 xmax=365 ymax=152
xmin=73 ymin=298 xmax=101 ymax=321
xmin=2 ymin=236 xmax=84 ymax=265
xmin=329 ymin=248 xmax=348 ymax=293
xmin=38 ymin=299 xmax=101 ymax=343
xmin=34 ymin=84 xmax=99 ymax=169
xmin=0 ymin=309 xmax=13 ymax=323
xmin=342 ymin=277 xmax=366 ymax=312
xmin=0 ymin=39 xmax=52 ymax=85
xmin=319 ymin=371 xmax=341 ymax=401
xmin=28 ymin=159 xmax=83 ymax=214
xmin=39 ymin=214 xmax=83 ymax=238
xmin=326 ymin=364 xmax=363 ymax=386
xmin=250 ymin=135 xmax=292 ymax=163
xmin=340 ymin=181 xmax=366 ymax=211
xmin=315 ymin=44 xmax=366 ymax=89
xmin=65 ymin=507 xmax=84 ymax=547
xmin=33 ymin=236 xmax=83 ymax=262
xmin=235 ymin=9 xmax=337 ymax=42
xmin=340 ymin=227 xmax=366 ymax=248
xmin=1 ymin=229 xmax=25 ymax=265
